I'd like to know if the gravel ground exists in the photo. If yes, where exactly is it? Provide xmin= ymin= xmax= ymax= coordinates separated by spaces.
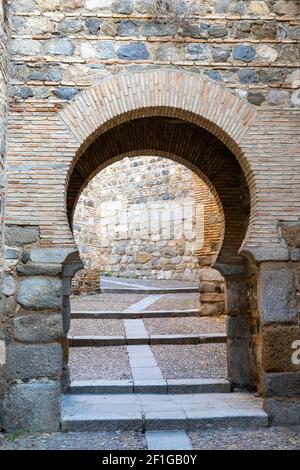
xmin=152 ymin=344 xmax=227 ymax=379
xmin=71 ymin=293 xmax=146 ymax=311
xmin=0 ymin=431 xmax=147 ymax=450
xmin=144 ymin=316 xmax=226 ymax=335
xmin=69 ymin=346 xmax=131 ymax=381
xmin=189 ymin=426 xmax=300 ymax=450
xmin=0 ymin=427 xmax=299 ymax=450
xmin=144 ymin=293 xmax=200 ymax=311
xmin=100 ymin=276 xmax=198 ymax=289
xmin=69 ymin=319 xmax=125 ymax=336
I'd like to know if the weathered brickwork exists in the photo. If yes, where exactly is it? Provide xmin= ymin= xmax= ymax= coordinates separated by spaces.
xmin=72 ymin=155 xmax=223 ymax=289
xmin=0 ymin=0 xmax=299 ymax=431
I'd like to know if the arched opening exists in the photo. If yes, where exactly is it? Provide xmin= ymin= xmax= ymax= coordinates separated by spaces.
xmin=68 ymin=154 xmax=228 ymax=386
xmin=64 ymin=110 xmax=254 ymax=393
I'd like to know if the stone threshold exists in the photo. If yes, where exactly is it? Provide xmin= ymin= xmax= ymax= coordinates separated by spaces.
xmin=71 ymin=309 xmax=201 ymax=319
xmin=100 ymin=287 xmax=199 ymax=294
xmin=61 ymin=392 xmax=268 ymax=432
xmin=68 ymin=333 xmax=227 ymax=346
xmin=69 ymin=378 xmax=231 ymax=394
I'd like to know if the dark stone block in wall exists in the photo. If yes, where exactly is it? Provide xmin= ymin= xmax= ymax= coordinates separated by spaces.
xmin=6 ymin=343 xmax=62 ymax=380
xmin=86 ymin=18 xmax=101 ymax=35
xmin=53 ymin=87 xmax=79 ymax=100
xmin=118 ymin=42 xmax=149 ymax=60
xmin=247 ymin=91 xmax=265 ymax=106
xmin=118 ymin=20 xmax=140 ymax=37
xmin=237 ymin=69 xmax=258 ymax=83
xmin=233 ymin=44 xmax=256 ymax=62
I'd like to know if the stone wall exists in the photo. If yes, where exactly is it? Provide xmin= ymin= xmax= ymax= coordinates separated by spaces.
xmin=72 ymin=155 xmax=223 ymax=290
xmin=5 ymin=0 xmax=299 ymax=108
xmin=0 ymin=0 xmax=299 ymax=431
xmin=0 ymin=0 xmax=7 ymax=427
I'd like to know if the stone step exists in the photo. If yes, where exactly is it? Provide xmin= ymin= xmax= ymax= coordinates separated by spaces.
xmin=71 ymin=309 xmax=201 ymax=319
xmin=68 ymin=333 xmax=227 ymax=347
xmin=101 ymin=287 xmax=198 ymax=294
xmin=61 ymin=392 xmax=269 ymax=432
xmin=69 ymin=378 xmax=231 ymax=394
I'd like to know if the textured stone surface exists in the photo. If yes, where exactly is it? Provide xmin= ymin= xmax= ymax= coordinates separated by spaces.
xmin=5 ymin=225 xmax=39 ymax=247
xmin=6 ymin=343 xmax=62 ymax=380
xmin=17 ymin=276 xmax=62 ymax=309
xmin=2 ymin=275 xmax=16 ymax=296
xmin=262 ymin=326 xmax=300 ymax=372
xmin=264 ymin=398 xmax=300 ymax=425
xmin=2 ymin=381 xmax=60 ymax=432
xmin=233 ymin=44 xmax=256 ymax=62
xmin=16 ymin=263 xmax=62 ymax=276
xmin=42 ymin=38 xmax=75 ymax=56
xmin=14 ymin=313 xmax=63 ymax=342
xmin=117 ymin=42 xmax=149 ymax=60
xmin=264 ymin=372 xmax=300 ymax=398
xmin=112 ymin=0 xmax=134 ymax=14
xmin=185 ymin=44 xmax=208 ymax=60
xmin=258 ymin=266 xmax=298 ymax=324
xmin=53 ymin=87 xmax=79 ymax=100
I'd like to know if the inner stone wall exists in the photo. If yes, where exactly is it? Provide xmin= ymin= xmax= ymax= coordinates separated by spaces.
xmin=72 ymin=155 xmax=223 ymax=291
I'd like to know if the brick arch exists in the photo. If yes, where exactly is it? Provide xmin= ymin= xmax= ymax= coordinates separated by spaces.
xmin=58 ymin=70 xmax=258 ymax=256
xmin=68 ymin=116 xmax=248 ymax=265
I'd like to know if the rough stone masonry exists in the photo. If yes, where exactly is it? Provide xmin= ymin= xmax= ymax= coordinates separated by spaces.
xmin=0 ymin=0 xmax=299 ymax=432
xmin=72 ymin=155 xmax=223 ymax=286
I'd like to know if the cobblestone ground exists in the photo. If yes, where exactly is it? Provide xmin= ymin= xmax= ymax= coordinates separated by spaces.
xmin=0 ymin=427 xmax=299 ymax=450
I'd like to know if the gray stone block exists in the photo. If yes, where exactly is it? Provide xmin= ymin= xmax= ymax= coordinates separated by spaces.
xmin=142 ymin=22 xmax=177 ymax=37
xmin=227 ymin=338 xmax=251 ymax=388
xmin=29 ymin=247 xmax=76 ymax=264
xmin=117 ymin=42 xmax=149 ymax=60
xmin=211 ymin=46 xmax=231 ymax=62
xmin=186 ymin=44 xmax=208 ymax=60
xmin=6 ymin=343 xmax=62 ymax=380
xmin=208 ymin=25 xmax=228 ymax=38
xmin=264 ymin=372 xmax=300 ymax=397
xmin=2 ymin=275 xmax=16 ymax=297
xmin=96 ymin=40 xmax=116 ymax=59
xmin=17 ymin=276 xmax=62 ymax=309
xmin=264 ymin=397 xmax=300 ymax=425
xmin=16 ymin=263 xmax=62 ymax=276
xmin=112 ymin=0 xmax=134 ymax=14
xmin=2 ymin=381 xmax=60 ymax=432
xmin=14 ymin=313 xmax=63 ymax=343
xmin=233 ymin=44 xmax=256 ymax=62
xmin=258 ymin=266 xmax=297 ymax=324
xmin=42 ymin=38 xmax=75 ymax=56
xmin=86 ymin=18 xmax=100 ymax=35
xmin=227 ymin=316 xmax=250 ymax=339
xmin=53 ymin=87 xmax=79 ymax=100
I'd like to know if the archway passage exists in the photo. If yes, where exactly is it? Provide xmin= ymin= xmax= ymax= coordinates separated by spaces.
xmin=69 ymin=153 xmax=228 ymax=390
xmin=68 ymin=115 xmax=250 ymax=268
xmin=4 ymin=71 xmax=299 ymax=433
xmin=65 ymin=111 xmax=253 ymax=392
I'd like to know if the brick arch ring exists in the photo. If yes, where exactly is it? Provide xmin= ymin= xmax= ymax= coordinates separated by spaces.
xmin=58 ymin=69 xmax=259 ymax=260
